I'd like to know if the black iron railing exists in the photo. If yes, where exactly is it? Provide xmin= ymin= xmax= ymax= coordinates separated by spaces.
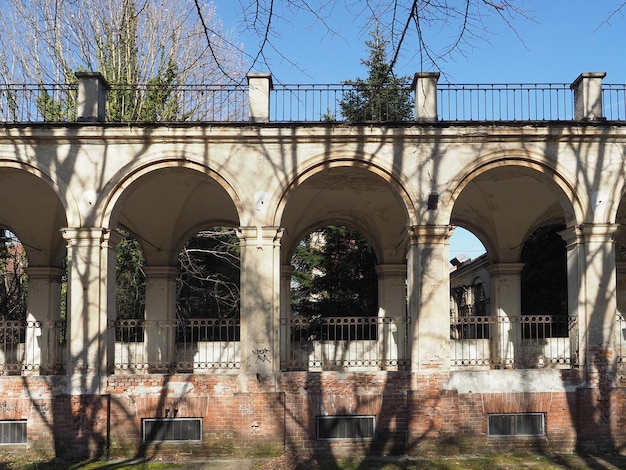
xmin=106 ymin=84 xmax=249 ymax=122
xmin=111 ymin=318 xmax=240 ymax=373
xmin=0 ymin=84 xmax=77 ymax=122
xmin=437 ymin=83 xmax=573 ymax=121
xmin=450 ymin=314 xmax=577 ymax=369
xmin=280 ymin=315 xmax=410 ymax=371
xmin=5 ymin=80 xmax=624 ymax=123
xmin=0 ymin=320 xmax=66 ymax=375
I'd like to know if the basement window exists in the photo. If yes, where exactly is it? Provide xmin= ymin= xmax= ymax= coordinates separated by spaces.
xmin=317 ymin=415 xmax=375 ymax=440
xmin=142 ymin=418 xmax=202 ymax=442
xmin=0 ymin=420 xmax=27 ymax=444
xmin=488 ymin=413 xmax=545 ymax=437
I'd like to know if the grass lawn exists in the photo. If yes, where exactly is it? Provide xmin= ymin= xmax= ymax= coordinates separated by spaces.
xmin=1 ymin=452 xmax=626 ymax=470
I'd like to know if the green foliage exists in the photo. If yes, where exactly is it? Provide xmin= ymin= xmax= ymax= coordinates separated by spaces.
xmin=0 ymin=230 xmax=27 ymax=322
xmin=34 ymin=0 xmax=181 ymax=122
xmin=98 ymin=1 xmax=181 ymax=122
xmin=36 ymin=81 xmax=78 ymax=122
xmin=339 ymin=27 xmax=413 ymax=121
xmin=177 ymin=227 xmax=241 ymax=319
xmin=138 ymin=58 xmax=180 ymax=121
xmin=115 ymin=230 xmax=145 ymax=320
xmin=291 ymin=226 xmax=378 ymax=318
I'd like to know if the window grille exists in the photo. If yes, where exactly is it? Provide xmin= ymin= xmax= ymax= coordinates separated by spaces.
xmin=142 ymin=418 xmax=202 ymax=442
xmin=0 ymin=420 xmax=27 ymax=444
xmin=317 ymin=416 xmax=375 ymax=440
xmin=488 ymin=413 xmax=545 ymax=437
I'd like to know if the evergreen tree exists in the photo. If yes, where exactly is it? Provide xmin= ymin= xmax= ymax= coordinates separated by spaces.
xmin=340 ymin=27 xmax=413 ymax=121
xmin=115 ymin=230 xmax=145 ymax=321
xmin=291 ymin=226 xmax=378 ymax=319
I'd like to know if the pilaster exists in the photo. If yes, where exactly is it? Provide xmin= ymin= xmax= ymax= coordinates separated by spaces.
xmin=376 ymin=264 xmax=408 ymax=366
xmin=143 ymin=266 xmax=178 ymax=372
xmin=23 ymin=266 xmax=65 ymax=374
xmin=487 ymin=263 xmax=525 ymax=367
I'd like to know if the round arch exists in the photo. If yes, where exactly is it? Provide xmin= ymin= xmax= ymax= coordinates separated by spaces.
xmin=0 ymin=160 xmax=70 ymax=266
xmin=444 ymin=153 xmax=582 ymax=263
xmin=100 ymin=158 xmax=243 ymax=265
xmin=274 ymin=156 xmax=415 ymax=265
xmin=100 ymin=156 xmax=244 ymax=228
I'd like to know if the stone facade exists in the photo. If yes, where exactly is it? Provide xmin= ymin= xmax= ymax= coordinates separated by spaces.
xmin=0 ymin=72 xmax=625 ymax=459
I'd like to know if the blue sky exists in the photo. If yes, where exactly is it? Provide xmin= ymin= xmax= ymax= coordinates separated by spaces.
xmin=214 ymin=1 xmax=626 ymax=261
xmin=216 ymin=1 xmax=626 ymax=84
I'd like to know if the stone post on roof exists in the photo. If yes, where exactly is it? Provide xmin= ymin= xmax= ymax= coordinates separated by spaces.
xmin=75 ymin=72 xmax=110 ymax=123
xmin=247 ymin=72 xmax=273 ymax=123
xmin=571 ymin=72 xmax=606 ymax=121
xmin=413 ymin=72 xmax=440 ymax=122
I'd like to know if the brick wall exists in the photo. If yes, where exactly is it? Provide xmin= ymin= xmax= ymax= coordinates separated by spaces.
xmin=0 ymin=371 xmax=624 ymax=460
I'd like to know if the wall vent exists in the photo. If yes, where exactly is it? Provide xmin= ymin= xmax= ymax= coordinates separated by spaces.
xmin=317 ymin=415 xmax=375 ymax=440
xmin=142 ymin=418 xmax=202 ymax=442
xmin=488 ymin=413 xmax=545 ymax=437
xmin=0 ymin=420 xmax=27 ymax=444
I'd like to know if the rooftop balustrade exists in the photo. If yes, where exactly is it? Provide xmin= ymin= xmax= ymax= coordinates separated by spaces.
xmin=0 ymin=71 xmax=617 ymax=124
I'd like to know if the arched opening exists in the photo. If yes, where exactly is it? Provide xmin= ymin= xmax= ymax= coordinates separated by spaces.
xmin=107 ymin=165 xmax=242 ymax=373
xmin=290 ymin=225 xmax=378 ymax=321
xmin=0 ymin=230 xmax=27 ymax=322
xmin=518 ymin=224 xmax=570 ymax=367
xmin=520 ymin=224 xmax=568 ymax=324
xmin=177 ymin=227 xmax=240 ymax=322
xmin=174 ymin=226 xmax=241 ymax=371
xmin=0 ymin=230 xmax=27 ymax=375
xmin=284 ymin=225 xmax=405 ymax=371
xmin=0 ymin=230 xmax=65 ymax=375
xmin=449 ymin=163 xmax=575 ymax=369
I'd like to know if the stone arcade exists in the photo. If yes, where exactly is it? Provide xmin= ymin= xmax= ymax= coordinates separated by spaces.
xmin=0 ymin=71 xmax=625 ymax=459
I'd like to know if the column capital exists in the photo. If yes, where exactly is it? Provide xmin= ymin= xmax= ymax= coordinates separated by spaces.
xmin=24 ymin=266 xmax=65 ymax=280
xmin=237 ymin=226 xmax=285 ymax=247
xmin=143 ymin=265 xmax=179 ymax=279
xmin=375 ymin=263 xmax=407 ymax=278
xmin=487 ymin=262 xmax=525 ymax=278
xmin=559 ymin=223 xmax=619 ymax=246
xmin=61 ymin=227 xmax=122 ymax=246
xmin=407 ymin=225 xmax=454 ymax=244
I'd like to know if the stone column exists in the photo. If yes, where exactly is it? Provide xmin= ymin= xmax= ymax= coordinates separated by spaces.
xmin=61 ymin=228 xmax=120 ymax=393
xmin=487 ymin=263 xmax=524 ymax=367
xmin=407 ymin=225 xmax=453 ymax=371
xmin=571 ymin=72 xmax=606 ymax=121
xmin=143 ymin=266 xmax=178 ymax=372
xmin=23 ymin=267 xmax=64 ymax=375
xmin=237 ymin=226 xmax=284 ymax=375
xmin=375 ymin=264 xmax=408 ymax=368
xmin=561 ymin=224 xmax=618 ymax=369
xmin=412 ymin=72 xmax=440 ymax=122
xmin=247 ymin=73 xmax=273 ymax=123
